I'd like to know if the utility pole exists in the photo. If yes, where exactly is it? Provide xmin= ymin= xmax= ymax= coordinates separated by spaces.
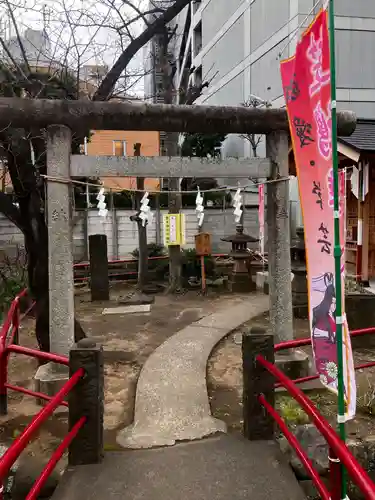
xmin=160 ymin=26 xmax=182 ymax=292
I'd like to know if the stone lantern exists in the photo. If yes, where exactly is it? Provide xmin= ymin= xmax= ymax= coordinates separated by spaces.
xmin=221 ymin=224 xmax=259 ymax=293
xmin=291 ymin=226 xmax=308 ymax=318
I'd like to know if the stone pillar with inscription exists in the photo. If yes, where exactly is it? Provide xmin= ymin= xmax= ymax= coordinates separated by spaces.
xmin=266 ymin=132 xmax=309 ymax=378
xmin=35 ymin=125 xmax=75 ymax=399
xmin=266 ymin=130 xmax=294 ymax=342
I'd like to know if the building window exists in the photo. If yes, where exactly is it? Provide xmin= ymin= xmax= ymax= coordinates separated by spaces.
xmin=193 ymin=0 xmax=202 ymax=14
xmin=193 ymin=21 xmax=202 ymax=57
xmin=113 ymin=140 xmax=127 ymax=156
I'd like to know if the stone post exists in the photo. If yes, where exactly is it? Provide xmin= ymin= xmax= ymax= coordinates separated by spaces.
xmin=69 ymin=339 xmax=104 ymax=465
xmin=47 ymin=125 xmax=75 ymax=355
xmin=291 ymin=227 xmax=308 ymax=319
xmin=242 ymin=327 xmax=275 ymax=441
xmin=35 ymin=125 xmax=75 ymax=395
xmin=89 ymin=234 xmax=109 ymax=301
xmin=266 ymin=130 xmax=294 ymax=342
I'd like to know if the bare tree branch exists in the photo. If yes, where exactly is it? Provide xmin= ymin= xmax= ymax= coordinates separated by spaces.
xmin=0 ymin=36 xmax=28 ymax=82
xmin=93 ymin=0 xmax=191 ymax=101
xmin=4 ymin=0 xmax=31 ymax=73
xmin=120 ymin=0 xmax=152 ymax=27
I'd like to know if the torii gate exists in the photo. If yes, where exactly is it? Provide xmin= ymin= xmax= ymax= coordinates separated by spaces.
xmin=0 ymin=98 xmax=356 ymax=365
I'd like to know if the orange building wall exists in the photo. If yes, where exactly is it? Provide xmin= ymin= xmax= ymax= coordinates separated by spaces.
xmin=87 ymin=130 xmax=160 ymax=192
xmin=87 ymin=130 xmax=160 ymax=157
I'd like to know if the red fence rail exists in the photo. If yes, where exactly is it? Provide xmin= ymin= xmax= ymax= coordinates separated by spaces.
xmin=0 ymin=290 xmax=87 ymax=499
xmin=275 ymin=326 xmax=375 ymax=353
xmin=274 ymin=327 xmax=375 ymax=388
xmin=73 ymin=253 xmax=230 ymax=269
xmin=3 ymin=290 xmax=375 ymax=499
xmin=258 ymin=355 xmax=375 ymax=499
xmin=73 ymin=253 xmax=231 ymax=282
xmin=265 ymin=327 xmax=375 ymax=499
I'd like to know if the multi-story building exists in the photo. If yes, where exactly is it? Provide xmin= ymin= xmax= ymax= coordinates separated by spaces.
xmin=86 ymin=129 xmax=160 ymax=192
xmin=165 ymin=0 xmax=375 ymax=234
xmin=144 ymin=1 xmax=180 ymax=158
xmin=4 ymin=28 xmax=54 ymax=69
xmin=173 ymin=0 xmax=375 ymax=157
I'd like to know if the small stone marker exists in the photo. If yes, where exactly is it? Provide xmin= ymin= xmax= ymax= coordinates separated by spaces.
xmin=233 ymin=333 xmax=243 ymax=345
xmin=102 ymin=304 xmax=151 ymax=315
xmin=89 ymin=234 xmax=110 ymax=302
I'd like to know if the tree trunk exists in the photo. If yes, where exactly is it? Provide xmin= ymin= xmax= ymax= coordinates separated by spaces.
xmin=92 ymin=0 xmax=192 ymax=101
xmin=3 ymin=134 xmax=85 ymax=354
xmin=136 ymin=177 xmax=148 ymax=290
xmin=168 ymin=177 xmax=182 ymax=292
xmin=159 ymin=28 xmax=183 ymax=293
xmin=133 ymin=143 xmax=148 ymax=290
xmin=21 ymin=192 xmax=85 ymax=354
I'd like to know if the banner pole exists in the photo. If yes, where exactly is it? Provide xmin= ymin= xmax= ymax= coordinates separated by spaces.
xmin=328 ymin=1 xmax=347 ymax=498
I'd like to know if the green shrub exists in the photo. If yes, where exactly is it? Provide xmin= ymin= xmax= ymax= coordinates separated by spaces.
xmin=131 ymin=243 xmax=166 ymax=259
xmin=181 ymin=248 xmax=216 ymax=281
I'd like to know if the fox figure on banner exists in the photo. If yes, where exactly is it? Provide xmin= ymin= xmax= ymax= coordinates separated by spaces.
xmin=280 ymin=8 xmax=356 ymax=418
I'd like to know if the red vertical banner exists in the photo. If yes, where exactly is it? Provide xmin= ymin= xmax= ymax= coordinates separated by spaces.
xmin=280 ymin=9 xmax=356 ymax=418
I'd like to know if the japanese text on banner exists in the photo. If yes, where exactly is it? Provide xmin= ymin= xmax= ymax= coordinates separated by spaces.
xmin=280 ymin=8 xmax=356 ymax=418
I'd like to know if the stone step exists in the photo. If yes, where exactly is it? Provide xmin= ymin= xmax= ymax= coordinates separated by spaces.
xmin=52 ymin=435 xmax=306 ymax=500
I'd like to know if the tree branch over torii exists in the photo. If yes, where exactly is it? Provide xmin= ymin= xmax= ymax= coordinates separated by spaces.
xmin=0 ymin=0 xmax=196 ymax=349
xmin=93 ymin=0 xmax=192 ymax=101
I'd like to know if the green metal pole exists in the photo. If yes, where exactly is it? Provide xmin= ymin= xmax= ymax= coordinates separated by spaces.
xmin=328 ymin=1 xmax=347 ymax=498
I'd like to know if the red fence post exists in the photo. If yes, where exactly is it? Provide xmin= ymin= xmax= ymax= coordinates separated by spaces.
xmin=12 ymin=299 xmax=20 ymax=346
xmin=0 ymin=349 xmax=8 ymax=415
xmin=329 ymin=448 xmax=342 ymax=500
xmin=242 ymin=327 xmax=275 ymax=440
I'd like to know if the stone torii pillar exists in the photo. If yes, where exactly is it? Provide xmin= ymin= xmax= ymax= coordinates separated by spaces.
xmin=0 ymin=98 xmax=352 ymax=354
xmin=266 ymin=130 xmax=293 ymax=343
xmin=35 ymin=125 xmax=75 ymax=395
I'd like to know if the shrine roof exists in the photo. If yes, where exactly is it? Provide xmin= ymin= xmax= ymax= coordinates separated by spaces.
xmin=339 ymin=118 xmax=375 ymax=153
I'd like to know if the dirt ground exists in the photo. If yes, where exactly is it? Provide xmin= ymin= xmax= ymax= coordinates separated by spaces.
xmin=207 ymin=312 xmax=375 ymax=439
xmin=0 ymin=283 xmax=233 ymax=465
xmin=5 ymin=288 xmax=375 ymax=472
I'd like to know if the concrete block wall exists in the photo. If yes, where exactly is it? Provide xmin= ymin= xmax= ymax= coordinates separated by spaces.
xmin=0 ymin=216 xmax=23 ymax=247
xmin=0 ymin=206 xmax=263 ymax=262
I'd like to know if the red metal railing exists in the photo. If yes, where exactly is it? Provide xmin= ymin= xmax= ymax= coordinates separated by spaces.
xmin=0 ymin=291 xmax=86 ymax=499
xmin=3 ymin=289 xmax=375 ymax=499
xmin=268 ymin=326 xmax=375 ymax=499
xmin=259 ymin=394 xmax=330 ymax=499
xmin=258 ymin=355 xmax=375 ymax=499
xmin=274 ymin=327 xmax=375 ymax=387
xmin=73 ymin=253 xmax=230 ymax=269
xmin=73 ymin=253 xmax=231 ymax=282
xmin=0 ymin=291 xmax=68 ymax=414
xmin=25 ymin=416 xmax=86 ymax=499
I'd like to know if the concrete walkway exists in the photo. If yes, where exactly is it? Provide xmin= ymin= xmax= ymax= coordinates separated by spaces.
xmin=117 ymin=294 xmax=269 ymax=449
xmin=54 ymin=435 xmax=305 ymax=500
xmin=53 ymin=294 xmax=306 ymax=500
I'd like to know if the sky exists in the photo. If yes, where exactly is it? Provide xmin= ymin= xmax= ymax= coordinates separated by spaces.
xmin=0 ymin=0 xmax=151 ymax=96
